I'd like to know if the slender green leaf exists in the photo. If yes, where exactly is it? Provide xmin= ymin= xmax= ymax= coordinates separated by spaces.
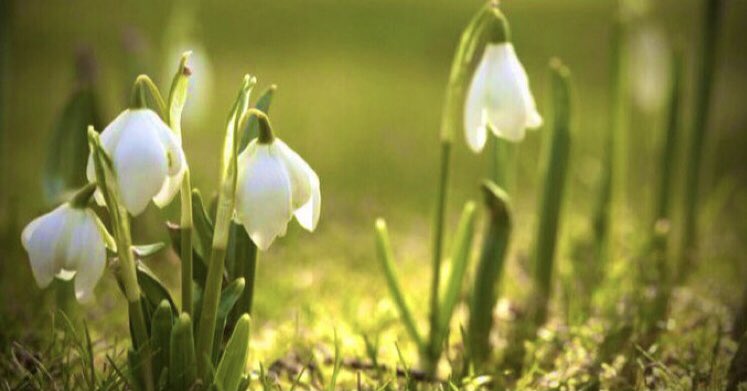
xmin=374 ymin=219 xmax=424 ymax=351
xmin=192 ymin=189 xmax=215 ymax=260
xmin=167 ymin=222 xmax=209 ymax=287
xmin=136 ymin=262 xmax=177 ymax=313
xmin=211 ymin=278 xmax=246 ymax=365
xmin=214 ymin=314 xmax=251 ymax=391
xmin=167 ymin=51 xmax=192 ymax=133
xmin=150 ymin=300 xmax=173 ymax=382
xmin=467 ymin=181 xmax=512 ymax=367
xmin=170 ymin=314 xmax=197 ymax=390
xmin=532 ymin=59 xmax=572 ymax=325
xmin=435 ymin=201 xmax=477 ymax=353
xmin=132 ymin=242 xmax=166 ymax=259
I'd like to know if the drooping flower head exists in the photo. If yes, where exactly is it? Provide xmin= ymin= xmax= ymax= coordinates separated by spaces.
xmin=85 ymin=105 xmax=186 ymax=216
xmin=464 ymin=5 xmax=542 ymax=152
xmin=234 ymin=111 xmax=320 ymax=251
xmin=21 ymin=185 xmax=111 ymax=302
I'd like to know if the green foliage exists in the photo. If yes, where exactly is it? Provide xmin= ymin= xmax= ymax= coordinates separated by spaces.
xmin=532 ymin=59 xmax=572 ymax=325
xmin=170 ymin=313 xmax=197 ymax=390
xmin=433 ymin=201 xmax=477 ymax=356
xmin=214 ymin=314 xmax=251 ymax=391
xmin=374 ymin=219 xmax=424 ymax=351
xmin=43 ymin=66 xmax=102 ymax=205
xmin=211 ymin=278 xmax=246 ymax=365
xmin=467 ymin=182 xmax=511 ymax=367
xmin=150 ymin=300 xmax=173 ymax=383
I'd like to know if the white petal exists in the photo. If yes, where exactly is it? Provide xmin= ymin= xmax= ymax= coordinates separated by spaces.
xmin=464 ymin=55 xmax=490 ymax=153
xmin=110 ymin=110 xmax=169 ymax=215
xmin=72 ymin=211 xmax=107 ymax=302
xmin=21 ymin=206 xmax=70 ymax=288
xmin=235 ymin=144 xmax=293 ymax=251
xmin=294 ymin=164 xmax=321 ymax=232
xmin=152 ymin=122 xmax=187 ymax=208
xmin=274 ymin=140 xmax=312 ymax=210
xmin=152 ymin=116 xmax=185 ymax=176
xmin=505 ymin=45 xmax=543 ymax=130
xmin=482 ymin=43 xmax=529 ymax=141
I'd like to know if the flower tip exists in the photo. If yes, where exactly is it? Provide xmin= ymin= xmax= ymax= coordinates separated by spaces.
xmin=375 ymin=218 xmax=387 ymax=230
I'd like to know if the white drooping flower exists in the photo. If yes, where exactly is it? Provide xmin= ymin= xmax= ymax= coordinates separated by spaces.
xmin=628 ymin=24 xmax=670 ymax=113
xmin=86 ymin=109 xmax=186 ymax=215
xmin=21 ymin=203 xmax=108 ymax=302
xmin=234 ymin=117 xmax=320 ymax=251
xmin=464 ymin=42 xmax=542 ymax=152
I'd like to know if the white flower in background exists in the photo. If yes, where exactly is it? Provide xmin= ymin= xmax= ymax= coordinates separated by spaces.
xmin=21 ymin=203 xmax=108 ymax=302
xmin=86 ymin=109 xmax=186 ymax=215
xmin=628 ymin=24 xmax=670 ymax=113
xmin=234 ymin=114 xmax=320 ymax=251
xmin=464 ymin=42 xmax=542 ymax=152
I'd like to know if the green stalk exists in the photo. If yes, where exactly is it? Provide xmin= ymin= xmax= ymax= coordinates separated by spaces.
xmin=654 ymin=53 xmax=683 ymax=224
xmin=467 ymin=182 xmax=511 ymax=367
xmin=678 ymin=0 xmax=724 ymax=282
xmin=180 ymin=172 xmax=193 ymax=315
xmin=591 ymin=13 xmax=625 ymax=286
xmin=196 ymin=77 xmax=255 ymax=378
xmin=490 ymin=136 xmax=517 ymax=192
xmin=428 ymin=139 xmax=450 ymax=363
xmin=167 ymin=52 xmax=193 ymax=315
xmin=610 ymin=10 xmax=629 ymax=227
xmin=532 ymin=60 xmax=572 ymax=325
xmin=88 ymin=129 xmax=154 ymax=391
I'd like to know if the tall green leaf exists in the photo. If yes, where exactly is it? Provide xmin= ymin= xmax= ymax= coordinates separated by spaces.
xmin=211 ymin=278 xmax=245 ymax=365
xmin=170 ymin=314 xmax=197 ymax=390
xmin=434 ymin=201 xmax=477 ymax=352
xmin=150 ymin=300 xmax=173 ymax=382
xmin=214 ymin=314 xmax=251 ymax=391
xmin=532 ymin=59 xmax=572 ymax=325
xmin=467 ymin=181 xmax=512 ymax=367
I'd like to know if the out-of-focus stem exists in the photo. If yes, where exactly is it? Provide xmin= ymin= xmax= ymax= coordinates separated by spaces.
xmin=428 ymin=139 xmax=450 ymax=367
xmin=678 ymin=0 xmax=723 ymax=282
xmin=180 ymin=170 xmax=193 ymax=315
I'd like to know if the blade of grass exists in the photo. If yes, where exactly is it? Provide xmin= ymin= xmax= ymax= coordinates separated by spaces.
xmin=374 ymin=219 xmax=424 ymax=351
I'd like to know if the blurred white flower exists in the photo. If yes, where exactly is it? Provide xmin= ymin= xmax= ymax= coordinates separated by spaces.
xmin=86 ymin=109 xmax=186 ymax=215
xmin=235 ymin=138 xmax=320 ymax=251
xmin=628 ymin=24 xmax=671 ymax=113
xmin=21 ymin=204 xmax=107 ymax=302
xmin=464 ymin=43 xmax=542 ymax=152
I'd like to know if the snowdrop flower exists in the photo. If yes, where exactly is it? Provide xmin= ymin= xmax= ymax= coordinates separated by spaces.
xmin=464 ymin=7 xmax=542 ymax=152
xmin=628 ymin=24 xmax=670 ymax=113
xmin=234 ymin=111 xmax=320 ymax=251
xmin=86 ymin=108 xmax=186 ymax=215
xmin=21 ymin=197 xmax=109 ymax=302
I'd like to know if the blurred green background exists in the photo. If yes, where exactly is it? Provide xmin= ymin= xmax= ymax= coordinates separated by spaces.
xmin=1 ymin=0 xmax=746 ymax=364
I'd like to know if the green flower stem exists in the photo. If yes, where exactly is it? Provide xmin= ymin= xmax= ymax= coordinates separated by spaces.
xmin=679 ymin=0 xmax=724 ymax=282
xmin=88 ymin=129 xmax=154 ymax=391
xmin=180 ymin=170 xmax=193 ymax=315
xmin=491 ymin=136 xmax=516 ymax=191
xmin=196 ymin=77 xmax=255 ymax=378
xmin=610 ymin=13 xmax=629 ymax=227
xmin=654 ymin=53 xmax=682 ymax=226
xmin=468 ymin=181 xmax=511 ymax=368
xmin=532 ymin=60 xmax=571 ymax=325
xmin=428 ymin=139 xmax=450 ymax=365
